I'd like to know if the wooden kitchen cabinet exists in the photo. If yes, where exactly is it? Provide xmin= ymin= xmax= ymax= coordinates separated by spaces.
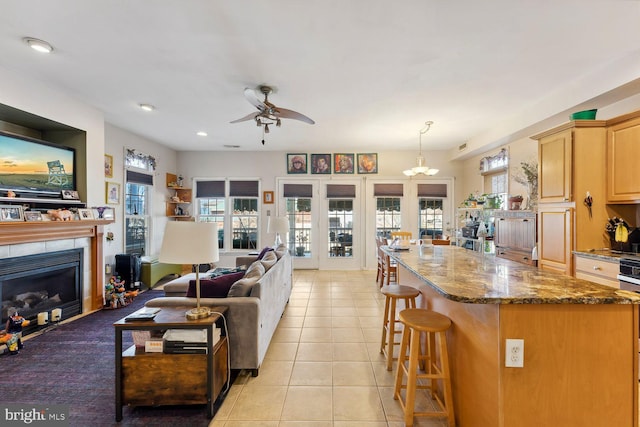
xmin=574 ymin=254 xmax=619 ymax=288
xmin=494 ymin=210 xmax=536 ymax=266
xmin=532 ymin=121 xmax=608 ymax=275
xmin=607 ymin=113 xmax=640 ymax=203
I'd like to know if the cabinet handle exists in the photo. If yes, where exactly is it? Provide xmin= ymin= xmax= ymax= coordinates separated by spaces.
xmin=523 ymin=256 xmax=529 ymax=260
xmin=592 ymin=266 xmax=601 ymax=270
xmin=522 ymin=219 xmax=528 ymax=222
xmin=563 ymin=198 xmax=569 ymax=202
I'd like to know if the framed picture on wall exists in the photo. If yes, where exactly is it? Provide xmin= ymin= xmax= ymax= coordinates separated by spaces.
xmin=263 ymin=191 xmax=274 ymax=204
xmin=357 ymin=153 xmax=378 ymax=174
xmin=334 ymin=153 xmax=354 ymax=174
xmin=311 ymin=154 xmax=331 ymax=174
xmin=287 ymin=153 xmax=307 ymax=174
xmin=105 ymin=154 xmax=114 ymax=178
xmin=106 ymin=182 xmax=120 ymax=204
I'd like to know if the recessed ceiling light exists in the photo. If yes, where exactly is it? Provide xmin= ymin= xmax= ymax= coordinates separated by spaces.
xmin=138 ymin=103 xmax=155 ymax=112
xmin=223 ymin=145 xmax=240 ymax=149
xmin=196 ymin=131 xmax=208 ymax=137
xmin=23 ymin=37 xmax=53 ymax=54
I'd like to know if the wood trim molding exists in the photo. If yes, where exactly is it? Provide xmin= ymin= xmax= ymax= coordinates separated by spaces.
xmin=0 ymin=220 xmax=114 ymax=310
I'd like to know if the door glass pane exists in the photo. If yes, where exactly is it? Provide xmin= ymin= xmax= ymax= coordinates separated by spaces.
xmin=125 ymin=183 xmax=149 ymax=255
xmin=198 ymin=198 xmax=225 ymax=248
xmin=419 ymin=198 xmax=443 ymax=238
xmin=376 ymin=197 xmax=401 ymax=239
xmin=328 ymin=199 xmax=353 ymax=257
xmin=287 ymin=198 xmax=312 ymax=257
xmin=232 ymin=198 xmax=258 ymax=250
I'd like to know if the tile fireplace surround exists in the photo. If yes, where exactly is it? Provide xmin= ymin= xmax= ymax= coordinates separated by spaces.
xmin=0 ymin=221 xmax=112 ymax=312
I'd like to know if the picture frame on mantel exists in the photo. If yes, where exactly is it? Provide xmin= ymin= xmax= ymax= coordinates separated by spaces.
xmin=0 ymin=205 xmax=24 ymax=222
xmin=106 ymin=182 xmax=120 ymax=205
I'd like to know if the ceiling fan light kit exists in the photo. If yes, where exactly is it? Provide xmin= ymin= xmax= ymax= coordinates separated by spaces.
xmin=403 ymin=121 xmax=439 ymax=176
xmin=231 ymin=85 xmax=314 ymax=144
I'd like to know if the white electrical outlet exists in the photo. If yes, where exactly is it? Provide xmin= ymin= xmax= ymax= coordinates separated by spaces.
xmin=505 ymin=339 xmax=524 ymax=368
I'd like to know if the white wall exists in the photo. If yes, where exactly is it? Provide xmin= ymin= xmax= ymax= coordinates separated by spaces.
xmin=103 ymin=123 xmax=178 ymax=268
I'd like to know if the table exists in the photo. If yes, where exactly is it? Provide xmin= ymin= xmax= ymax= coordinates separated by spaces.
xmin=114 ymin=306 xmax=228 ymax=421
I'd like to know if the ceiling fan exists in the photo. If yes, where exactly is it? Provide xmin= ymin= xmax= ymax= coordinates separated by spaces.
xmin=230 ymin=85 xmax=315 ymax=144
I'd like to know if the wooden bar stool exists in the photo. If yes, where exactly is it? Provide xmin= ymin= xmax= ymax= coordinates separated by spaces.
xmin=379 ymin=285 xmax=419 ymax=371
xmin=394 ymin=308 xmax=455 ymax=427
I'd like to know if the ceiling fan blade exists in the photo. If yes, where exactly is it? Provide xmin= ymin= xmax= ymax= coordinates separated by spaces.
xmin=230 ymin=111 xmax=259 ymax=123
xmin=244 ymin=87 xmax=267 ymax=112
xmin=274 ymin=107 xmax=315 ymax=125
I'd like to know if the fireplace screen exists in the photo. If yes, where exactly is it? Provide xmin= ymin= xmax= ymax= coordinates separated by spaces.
xmin=0 ymin=249 xmax=83 ymax=333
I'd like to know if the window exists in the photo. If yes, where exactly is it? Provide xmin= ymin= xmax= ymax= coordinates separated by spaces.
xmin=419 ymin=199 xmax=443 ymax=238
xmin=417 ymin=183 xmax=447 ymax=239
xmin=374 ymin=183 xmax=404 ymax=239
xmin=124 ymin=170 xmax=153 ymax=255
xmin=283 ymin=184 xmax=313 ymax=257
xmin=327 ymin=184 xmax=355 ymax=258
xmin=195 ymin=179 xmax=260 ymax=251
xmin=481 ymin=148 xmax=509 ymax=208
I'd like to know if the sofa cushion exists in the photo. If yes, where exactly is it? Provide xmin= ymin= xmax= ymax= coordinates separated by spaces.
xmin=244 ymin=261 xmax=265 ymax=280
xmin=260 ymin=250 xmax=278 ymax=271
xmin=186 ymin=271 xmax=245 ymax=298
xmin=257 ymin=246 xmax=274 ymax=260
xmin=227 ymin=276 xmax=260 ymax=297
xmin=274 ymin=244 xmax=288 ymax=259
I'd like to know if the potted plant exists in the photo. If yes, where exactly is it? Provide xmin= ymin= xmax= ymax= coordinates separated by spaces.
xmin=295 ymin=232 xmax=307 ymax=257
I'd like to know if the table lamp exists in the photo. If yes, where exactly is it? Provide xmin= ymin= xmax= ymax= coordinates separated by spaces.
xmin=267 ymin=216 xmax=289 ymax=247
xmin=159 ymin=221 xmax=219 ymax=319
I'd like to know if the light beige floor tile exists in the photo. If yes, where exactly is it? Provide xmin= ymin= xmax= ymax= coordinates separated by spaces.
xmin=334 ymin=422 xmax=389 ymax=427
xmin=332 ymin=327 xmax=364 ymax=343
xmin=245 ymin=360 xmax=293 ymax=386
xmin=300 ymin=327 xmax=332 ymax=343
xmin=212 ymin=382 xmax=242 ymax=420
xmin=359 ymin=316 xmax=381 ymax=328
xmin=296 ymin=343 xmax=334 ymax=361
xmin=357 ymin=307 xmax=384 ymax=317
xmin=290 ymin=361 xmax=333 ymax=386
xmin=332 ymin=342 xmax=370 ymax=361
xmin=372 ymin=361 xmax=397 ymax=386
xmin=307 ymin=298 xmax=332 ymax=307
xmin=287 ymin=298 xmax=309 ymax=307
xmin=331 ymin=298 xmax=355 ymax=307
xmin=333 ymin=386 xmax=386 ymax=421
xmin=227 ymin=385 xmax=287 ymax=421
xmin=217 ymin=422 xmax=279 ymax=427
xmin=303 ymin=316 xmax=332 ymax=328
xmin=332 ymin=361 xmax=376 ymax=386
xmin=361 ymin=326 xmax=382 ymax=343
xmin=279 ymin=421 xmax=333 ymax=427
xmin=278 ymin=316 xmax=305 ymax=328
xmin=332 ymin=307 xmax=358 ymax=317
xmin=272 ymin=327 xmax=302 ymax=343
xmin=282 ymin=307 xmax=307 ymax=317
xmin=264 ymin=342 xmax=299 ymax=361
xmin=281 ymin=386 xmax=333 ymax=421
xmin=331 ymin=316 xmax=360 ymax=328
xmin=305 ymin=306 xmax=332 ymax=317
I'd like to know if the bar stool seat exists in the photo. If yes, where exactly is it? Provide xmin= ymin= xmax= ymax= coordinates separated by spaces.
xmin=379 ymin=285 xmax=419 ymax=371
xmin=394 ymin=308 xmax=455 ymax=427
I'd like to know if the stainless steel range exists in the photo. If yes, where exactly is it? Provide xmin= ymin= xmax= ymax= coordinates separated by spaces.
xmin=618 ymin=257 xmax=640 ymax=292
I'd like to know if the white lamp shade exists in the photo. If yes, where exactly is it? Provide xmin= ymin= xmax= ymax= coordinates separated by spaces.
xmin=159 ymin=221 xmax=219 ymax=264
xmin=267 ymin=216 xmax=289 ymax=234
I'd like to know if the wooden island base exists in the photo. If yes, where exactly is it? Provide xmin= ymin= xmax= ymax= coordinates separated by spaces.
xmin=399 ymin=263 xmax=639 ymax=427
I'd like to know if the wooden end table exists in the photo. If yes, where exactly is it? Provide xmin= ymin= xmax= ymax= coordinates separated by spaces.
xmin=114 ymin=306 xmax=228 ymax=421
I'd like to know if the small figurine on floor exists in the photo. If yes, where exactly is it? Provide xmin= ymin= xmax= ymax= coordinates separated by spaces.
xmin=105 ymin=276 xmax=128 ymax=309
xmin=3 ymin=308 xmax=30 ymax=355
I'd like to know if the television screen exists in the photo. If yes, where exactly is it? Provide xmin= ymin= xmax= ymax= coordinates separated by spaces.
xmin=0 ymin=131 xmax=75 ymax=197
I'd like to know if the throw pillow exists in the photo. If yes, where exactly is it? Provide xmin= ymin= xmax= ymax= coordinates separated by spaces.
xmin=227 ymin=276 xmax=260 ymax=297
xmin=274 ymin=244 xmax=288 ymax=259
xmin=186 ymin=271 xmax=244 ymax=298
xmin=244 ymin=261 xmax=265 ymax=280
xmin=256 ymin=246 xmax=274 ymax=260
xmin=260 ymin=250 xmax=278 ymax=271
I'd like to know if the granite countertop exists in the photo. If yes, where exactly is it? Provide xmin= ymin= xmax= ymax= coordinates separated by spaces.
xmin=384 ymin=246 xmax=640 ymax=305
xmin=574 ymin=249 xmax=639 ymax=262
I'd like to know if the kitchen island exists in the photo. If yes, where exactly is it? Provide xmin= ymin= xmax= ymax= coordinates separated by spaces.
xmin=385 ymin=245 xmax=639 ymax=427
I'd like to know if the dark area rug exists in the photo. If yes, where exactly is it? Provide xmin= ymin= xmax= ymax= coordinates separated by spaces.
xmin=1 ymin=289 xmax=232 ymax=427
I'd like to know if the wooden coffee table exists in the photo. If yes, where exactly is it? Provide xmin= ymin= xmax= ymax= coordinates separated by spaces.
xmin=114 ymin=306 xmax=228 ymax=421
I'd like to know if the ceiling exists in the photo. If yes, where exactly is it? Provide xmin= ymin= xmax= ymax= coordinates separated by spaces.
xmin=1 ymin=1 xmax=640 ymax=156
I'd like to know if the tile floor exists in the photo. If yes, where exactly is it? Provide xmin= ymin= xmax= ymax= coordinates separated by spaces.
xmin=210 ymin=269 xmax=450 ymax=427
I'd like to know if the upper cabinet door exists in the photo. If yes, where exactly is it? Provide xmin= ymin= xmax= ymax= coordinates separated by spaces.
xmin=539 ymin=129 xmax=572 ymax=203
xmin=607 ymin=116 xmax=640 ymax=203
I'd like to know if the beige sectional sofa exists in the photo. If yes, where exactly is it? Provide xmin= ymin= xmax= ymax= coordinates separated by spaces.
xmin=145 ymin=245 xmax=292 ymax=376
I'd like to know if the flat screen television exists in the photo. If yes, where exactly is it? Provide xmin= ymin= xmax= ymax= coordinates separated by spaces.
xmin=0 ymin=131 xmax=75 ymax=198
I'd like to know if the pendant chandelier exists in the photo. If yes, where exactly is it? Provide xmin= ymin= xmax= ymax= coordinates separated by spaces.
xmin=403 ymin=121 xmax=439 ymax=176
